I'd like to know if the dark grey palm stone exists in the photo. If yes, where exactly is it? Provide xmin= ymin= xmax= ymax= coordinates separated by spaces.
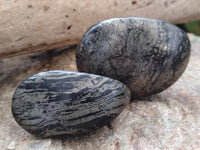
xmin=12 ymin=71 xmax=130 ymax=137
xmin=76 ymin=17 xmax=191 ymax=98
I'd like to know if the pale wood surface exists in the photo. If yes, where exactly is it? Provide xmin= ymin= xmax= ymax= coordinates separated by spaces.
xmin=0 ymin=0 xmax=200 ymax=59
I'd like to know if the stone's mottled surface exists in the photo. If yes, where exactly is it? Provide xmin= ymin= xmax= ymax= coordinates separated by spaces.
xmin=0 ymin=34 xmax=200 ymax=150
xmin=76 ymin=18 xmax=191 ymax=98
xmin=12 ymin=71 xmax=130 ymax=137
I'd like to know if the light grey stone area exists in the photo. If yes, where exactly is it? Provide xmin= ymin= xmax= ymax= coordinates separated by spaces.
xmin=76 ymin=18 xmax=191 ymax=98
xmin=12 ymin=71 xmax=130 ymax=137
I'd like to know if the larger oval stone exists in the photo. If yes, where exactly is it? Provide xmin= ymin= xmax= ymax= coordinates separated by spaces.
xmin=12 ymin=71 xmax=130 ymax=137
xmin=76 ymin=18 xmax=191 ymax=98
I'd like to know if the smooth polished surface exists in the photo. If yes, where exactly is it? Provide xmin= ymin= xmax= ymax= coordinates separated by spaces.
xmin=12 ymin=71 xmax=130 ymax=137
xmin=0 ymin=34 xmax=199 ymax=149
xmin=76 ymin=18 xmax=191 ymax=98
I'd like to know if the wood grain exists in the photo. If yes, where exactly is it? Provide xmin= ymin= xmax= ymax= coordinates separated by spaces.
xmin=0 ymin=0 xmax=200 ymax=59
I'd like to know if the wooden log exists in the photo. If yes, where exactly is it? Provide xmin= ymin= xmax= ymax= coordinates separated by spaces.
xmin=0 ymin=0 xmax=200 ymax=59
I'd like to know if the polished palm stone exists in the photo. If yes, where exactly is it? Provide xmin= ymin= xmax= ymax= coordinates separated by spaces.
xmin=76 ymin=18 xmax=191 ymax=98
xmin=12 ymin=71 xmax=130 ymax=137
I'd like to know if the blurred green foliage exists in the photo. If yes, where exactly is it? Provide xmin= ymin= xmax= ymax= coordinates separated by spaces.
xmin=178 ymin=21 xmax=200 ymax=36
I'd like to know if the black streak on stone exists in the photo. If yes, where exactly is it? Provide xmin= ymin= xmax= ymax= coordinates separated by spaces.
xmin=12 ymin=71 xmax=130 ymax=137
xmin=76 ymin=17 xmax=191 ymax=99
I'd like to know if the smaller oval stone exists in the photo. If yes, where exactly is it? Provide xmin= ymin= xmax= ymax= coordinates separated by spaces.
xmin=12 ymin=71 xmax=130 ymax=137
xmin=76 ymin=17 xmax=191 ymax=98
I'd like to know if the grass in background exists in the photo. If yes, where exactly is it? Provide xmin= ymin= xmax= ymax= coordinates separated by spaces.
xmin=178 ymin=21 xmax=200 ymax=36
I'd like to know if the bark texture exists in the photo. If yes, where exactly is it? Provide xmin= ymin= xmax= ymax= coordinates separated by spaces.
xmin=0 ymin=0 xmax=200 ymax=59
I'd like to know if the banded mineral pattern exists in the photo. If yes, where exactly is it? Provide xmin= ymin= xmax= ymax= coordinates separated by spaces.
xmin=12 ymin=71 xmax=131 ymax=137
